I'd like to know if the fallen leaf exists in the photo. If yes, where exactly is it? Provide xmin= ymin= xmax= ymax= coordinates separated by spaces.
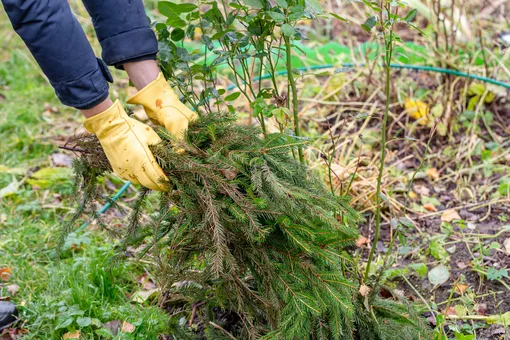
xmin=428 ymin=264 xmax=450 ymax=285
xmin=456 ymin=261 xmax=467 ymax=269
xmin=423 ymin=203 xmax=437 ymax=212
xmin=441 ymin=209 xmax=461 ymax=222
xmin=355 ymin=236 xmax=369 ymax=247
xmin=0 ymin=165 xmax=25 ymax=175
xmin=27 ymin=167 xmax=73 ymax=189
xmin=503 ymin=238 xmax=510 ymax=255
xmin=426 ymin=167 xmax=440 ymax=180
xmin=454 ymin=283 xmax=468 ymax=294
xmin=221 ymin=169 xmax=238 ymax=180
xmin=6 ymin=284 xmax=19 ymax=296
xmin=408 ymin=191 xmax=418 ymax=200
xmin=131 ymin=288 xmax=159 ymax=303
xmin=0 ymin=179 xmax=20 ymax=198
xmin=143 ymin=280 xmax=157 ymax=291
xmin=358 ymin=284 xmax=371 ymax=297
xmin=102 ymin=320 xmax=121 ymax=336
xmin=121 ymin=321 xmax=135 ymax=333
xmin=444 ymin=306 xmax=456 ymax=316
xmin=0 ymin=267 xmax=12 ymax=281
xmin=414 ymin=185 xmax=431 ymax=196
xmin=475 ymin=303 xmax=487 ymax=315
xmin=404 ymin=98 xmax=430 ymax=125
xmin=51 ymin=153 xmax=73 ymax=167
xmin=63 ymin=331 xmax=80 ymax=339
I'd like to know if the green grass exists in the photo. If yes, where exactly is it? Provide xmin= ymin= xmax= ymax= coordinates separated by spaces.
xmin=0 ymin=28 xmax=171 ymax=339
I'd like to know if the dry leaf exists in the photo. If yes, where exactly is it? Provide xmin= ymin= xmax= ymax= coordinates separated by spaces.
xmin=414 ymin=185 xmax=431 ymax=196
xmin=503 ymin=238 xmax=510 ymax=255
xmin=6 ymin=284 xmax=19 ymax=296
xmin=131 ymin=288 xmax=159 ymax=303
xmin=121 ymin=321 xmax=135 ymax=333
xmin=51 ymin=153 xmax=73 ymax=167
xmin=102 ymin=320 xmax=121 ymax=335
xmin=444 ymin=306 xmax=457 ymax=316
xmin=426 ymin=168 xmax=440 ymax=180
xmin=475 ymin=303 xmax=487 ymax=315
xmin=423 ymin=203 xmax=437 ymax=212
xmin=456 ymin=261 xmax=468 ymax=269
xmin=408 ymin=191 xmax=418 ymax=200
xmin=0 ymin=267 xmax=12 ymax=281
xmin=454 ymin=283 xmax=468 ymax=294
xmin=63 ymin=331 xmax=81 ymax=339
xmin=441 ymin=209 xmax=461 ymax=222
xmin=358 ymin=284 xmax=371 ymax=297
xmin=404 ymin=98 xmax=430 ymax=125
xmin=355 ymin=236 xmax=369 ymax=247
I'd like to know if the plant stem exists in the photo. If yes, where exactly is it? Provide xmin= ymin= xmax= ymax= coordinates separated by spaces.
xmin=284 ymin=36 xmax=304 ymax=163
xmin=364 ymin=14 xmax=393 ymax=281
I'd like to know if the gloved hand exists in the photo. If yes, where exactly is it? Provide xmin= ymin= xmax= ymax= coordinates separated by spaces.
xmin=84 ymin=100 xmax=168 ymax=191
xmin=127 ymin=72 xmax=197 ymax=140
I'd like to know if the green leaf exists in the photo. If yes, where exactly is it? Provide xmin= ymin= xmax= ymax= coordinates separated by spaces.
xmin=305 ymin=0 xmax=323 ymax=14
xmin=428 ymin=264 xmax=450 ymax=285
xmin=275 ymin=0 xmax=288 ymax=9
xmin=399 ymin=217 xmax=414 ymax=228
xmin=486 ymin=267 xmax=508 ymax=281
xmin=158 ymin=2 xmax=187 ymax=27
xmin=361 ymin=0 xmax=382 ymax=12
xmin=454 ymin=332 xmax=475 ymax=340
xmin=56 ymin=317 xmax=74 ymax=330
xmin=267 ymin=11 xmax=286 ymax=23
xmin=361 ymin=16 xmax=377 ymax=33
xmin=178 ymin=3 xmax=198 ymax=12
xmin=224 ymin=92 xmax=241 ymax=102
xmin=77 ymin=316 xmax=92 ymax=327
xmin=243 ymin=0 xmax=264 ymax=9
xmin=281 ymin=24 xmax=295 ymax=37
xmin=410 ymin=263 xmax=427 ymax=278
xmin=487 ymin=311 xmax=510 ymax=325
xmin=429 ymin=239 xmax=448 ymax=260
xmin=330 ymin=13 xmax=348 ymax=22
xmin=171 ymin=28 xmax=185 ymax=41
xmin=404 ymin=8 xmax=418 ymax=22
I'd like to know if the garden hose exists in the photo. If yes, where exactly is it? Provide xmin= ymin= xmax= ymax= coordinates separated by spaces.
xmin=75 ymin=62 xmax=510 ymax=232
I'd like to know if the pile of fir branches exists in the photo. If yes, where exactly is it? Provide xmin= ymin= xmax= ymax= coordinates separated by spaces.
xmin=62 ymin=112 xmax=431 ymax=339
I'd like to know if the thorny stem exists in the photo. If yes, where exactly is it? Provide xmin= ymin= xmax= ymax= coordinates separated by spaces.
xmin=284 ymin=36 xmax=304 ymax=164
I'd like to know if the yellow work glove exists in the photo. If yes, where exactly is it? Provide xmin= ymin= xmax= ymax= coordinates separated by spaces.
xmin=127 ymin=72 xmax=197 ymax=140
xmin=83 ymin=100 xmax=168 ymax=191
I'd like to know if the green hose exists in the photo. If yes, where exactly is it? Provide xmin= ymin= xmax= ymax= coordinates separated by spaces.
xmin=76 ymin=62 xmax=509 ymax=232
xmin=251 ymin=63 xmax=510 ymax=89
